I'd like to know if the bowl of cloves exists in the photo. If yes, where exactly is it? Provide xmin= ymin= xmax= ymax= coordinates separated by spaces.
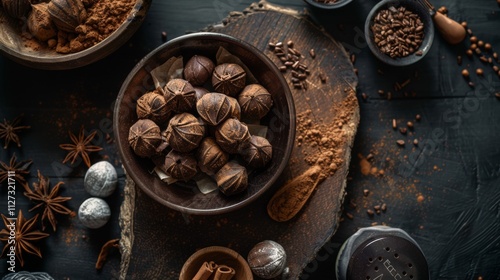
xmin=0 ymin=0 xmax=151 ymax=70
xmin=114 ymin=32 xmax=296 ymax=215
xmin=364 ymin=0 xmax=434 ymax=66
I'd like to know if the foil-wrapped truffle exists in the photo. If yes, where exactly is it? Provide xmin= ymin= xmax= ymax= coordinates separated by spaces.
xmin=247 ymin=240 xmax=287 ymax=279
xmin=240 ymin=135 xmax=273 ymax=168
xmin=163 ymin=78 xmax=196 ymax=113
xmin=84 ymin=161 xmax=118 ymax=197
xmin=196 ymin=92 xmax=231 ymax=126
xmin=212 ymin=63 xmax=246 ymax=96
xmin=183 ymin=55 xmax=215 ymax=86
xmin=136 ymin=90 xmax=171 ymax=125
xmin=215 ymin=161 xmax=248 ymax=196
xmin=128 ymin=119 xmax=162 ymax=158
xmin=215 ymin=118 xmax=251 ymax=154
xmin=238 ymin=84 xmax=273 ymax=120
xmin=78 ymin=198 xmax=111 ymax=229
xmin=196 ymin=137 xmax=229 ymax=175
xmin=163 ymin=150 xmax=198 ymax=181
xmin=164 ymin=113 xmax=205 ymax=153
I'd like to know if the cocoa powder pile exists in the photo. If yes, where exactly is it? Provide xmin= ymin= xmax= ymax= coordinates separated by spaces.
xmin=296 ymin=93 xmax=358 ymax=178
xmin=57 ymin=0 xmax=136 ymax=53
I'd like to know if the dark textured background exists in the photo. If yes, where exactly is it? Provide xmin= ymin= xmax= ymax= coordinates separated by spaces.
xmin=1 ymin=0 xmax=500 ymax=279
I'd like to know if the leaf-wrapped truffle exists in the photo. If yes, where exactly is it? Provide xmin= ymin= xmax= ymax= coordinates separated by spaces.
xmin=128 ymin=119 xmax=162 ymax=158
xmin=163 ymin=78 xmax=196 ymax=113
xmin=163 ymin=150 xmax=198 ymax=181
xmin=196 ymin=137 xmax=229 ymax=175
xmin=240 ymin=135 xmax=272 ymax=168
xmin=238 ymin=84 xmax=273 ymax=120
xmin=164 ymin=113 xmax=205 ymax=153
xmin=215 ymin=161 xmax=248 ymax=196
xmin=183 ymin=55 xmax=215 ymax=86
xmin=212 ymin=63 xmax=246 ymax=96
xmin=215 ymin=118 xmax=251 ymax=154
xmin=196 ymin=92 xmax=231 ymax=126
xmin=136 ymin=90 xmax=171 ymax=125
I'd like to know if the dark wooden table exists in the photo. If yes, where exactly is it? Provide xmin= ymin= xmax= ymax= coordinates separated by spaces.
xmin=1 ymin=0 xmax=500 ymax=279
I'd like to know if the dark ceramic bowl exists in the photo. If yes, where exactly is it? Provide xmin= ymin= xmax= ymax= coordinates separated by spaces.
xmin=0 ymin=0 xmax=151 ymax=70
xmin=179 ymin=246 xmax=253 ymax=280
xmin=303 ymin=0 xmax=353 ymax=9
xmin=364 ymin=0 xmax=434 ymax=66
xmin=114 ymin=32 xmax=296 ymax=215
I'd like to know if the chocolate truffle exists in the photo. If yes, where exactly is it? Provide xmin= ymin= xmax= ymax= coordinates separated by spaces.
xmin=163 ymin=78 xmax=196 ymax=113
xmin=163 ymin=150 xmax=198 ymax=181
xmin=215 ymin=161 xmax=248 ymax=196
xmin=212 ymin=63 xmax=247 ymax=96
xmin=128 ymin=119 xmax=162 ymax=158
xmin=78 ymin=198 xmax=111 ymax=229
xmin=164 ymin=113 xmax=205 ymax=153
xmin=215 ymin=118 xmax=251 ymax=154
xmin=240 ymin=135 xmax=273 ymax=168
xmin=247 ymin=240 xmax=287 ymax=279
xmin=136 ymin=90 xmax=171 ymax=125
xmin=183 ymin=55 xmax=215 ymax=86
xmin=84 ymin=161 xmax=118 ymax=197
xmin=227 ymin=96 xmax=241 ymax=120
xmin=194 ymin=86 xmax=209 ymax=101
xmin=196 ymin=92 xmax=231 ymax=126
xmin=238 ymin=84 xmax=273 ymax=120
xmin=196 ymin=137 xmax=229 ymax=175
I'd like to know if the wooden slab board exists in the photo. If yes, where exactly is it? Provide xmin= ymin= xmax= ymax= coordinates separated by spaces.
xmin=119 ymin=1 xmax=359 ymax=279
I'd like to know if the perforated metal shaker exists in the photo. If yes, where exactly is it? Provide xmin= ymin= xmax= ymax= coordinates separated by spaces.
xmin=336 ymin=226 xmax=430 ymax=280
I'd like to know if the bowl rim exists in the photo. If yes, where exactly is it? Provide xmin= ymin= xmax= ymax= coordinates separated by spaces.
xmin=0 ymin=0 xmax=150 ymax=70
xmin=114 ymin=32 xmax=296 ymax=215
xmin=179 ymin=246 xmax=253 ymax=280
xmin=303 ymin=0 xmax=353 ymax=9
xmin=364 ymin=0 xmax=435 ymax=66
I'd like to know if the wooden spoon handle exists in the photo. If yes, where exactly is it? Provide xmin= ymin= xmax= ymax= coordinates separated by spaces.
xmin=433 ymin=11 xmax=466 ymax=45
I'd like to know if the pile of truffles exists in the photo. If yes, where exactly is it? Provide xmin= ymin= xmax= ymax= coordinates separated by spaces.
xmin=128 ymin=55 xmax=274 ymax=196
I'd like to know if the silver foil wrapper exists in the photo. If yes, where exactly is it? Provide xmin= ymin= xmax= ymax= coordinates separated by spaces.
xmin=84 ymin=161 xmax=118 ymax=197
xmin=78 ymin=197 xmax=111 ymax=229
xmin=2 ymin=271 xmax=54 ymax=280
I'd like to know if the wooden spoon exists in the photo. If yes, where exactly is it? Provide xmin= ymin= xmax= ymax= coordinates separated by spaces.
xmin=267 ymin=165 xmax=325 ymax=222
xmin=433 ymin=11 xmax=466 ymax=45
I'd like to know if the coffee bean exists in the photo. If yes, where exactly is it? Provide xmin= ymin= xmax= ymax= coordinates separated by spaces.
xmin=399 ymin=127 xmax=407 ymax=135
xmin=494 ymin=52 xmax=499 ymax=59
xmin=413 ymin=139 xmax=419 ymax=146
xmin=309 ymin=48 xmax=316 ymax=59
xmin=479 ymin=56 xmax=488 ymax=63
xmin=485 ymin=43 xmax=492 ymax=51
xmin=468 ymin=81 xmax=475 ymax=87
xmin=279 ymin=66 xmax=287 ymax=72
xmin=462 ymin=69 xmax=470 ymax=78
xmin=361 ymin=92 xmax=368 ymax=101
xmin=470 ymin=36 xmax=478 ymax=44
xmin=475 ymin=48 xmax=482 ymax=55
xmin=415 ymin=114 xmax=421 ymax=121
xmin=363 ymin=189 xmax=370 ymax=196
xmin=466 ymin=49 xmax=473 ymax=57
xmin=346 ymin=212 xmax=354 ymax=220
xmin=495 ymin=92 xmax=500 ymax=99
xmin=392 ymin=119 xmax=397 ymax=129
xmin=461 ymin=21 xmax=467 ymax=28
xmin=476 ymin=68 xmax=484 ymax=76
xmin=396 ymin=140 xmax=405 ymax=146
xmin=407 ymin=121 xmax=414 ymax=129
xmin=381 ymin=203 xmax=387 ymax=212
xmin=494 ymin=66 xmax=499 ymax=72
xmin=470 ymin=43 xmax=478 ymax=50
xmin=367 ymin=209 xmax=375 ymax=216
xmin=287 ymin=40 xmax=294 ymax=47
xmin=478 ymin=40 xmax=485 ymax=48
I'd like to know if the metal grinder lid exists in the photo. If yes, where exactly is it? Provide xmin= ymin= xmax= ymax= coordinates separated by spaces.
xmin=346 ymin=235 xmax=429 ymax=280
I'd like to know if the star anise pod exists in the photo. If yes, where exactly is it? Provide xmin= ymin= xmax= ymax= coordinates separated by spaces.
xmin=59 ymin=126 xmax=103 ymax=168
xmin=0 ymin=210 xmax=49 ymax=267
xmin=24 ymin=170 xmax=74 ymax=231
xmin=0 ymin=153 xmax=33 ymax=187
xmin=0 ymin=115 xmax=30 ymax=149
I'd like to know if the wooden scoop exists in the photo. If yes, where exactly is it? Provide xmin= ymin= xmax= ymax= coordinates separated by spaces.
xmin=418 ymin=0 xmax=466 ymax=45
xmin=267 ymin=165 xmax=325 ymax=222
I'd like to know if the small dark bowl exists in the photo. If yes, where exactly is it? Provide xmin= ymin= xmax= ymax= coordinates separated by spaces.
xmin=114 ymin=32 xmax=296 ymax=215
xmin=303 ymin=0 xmax=353 ymax=9
xmin=179 ymin=246 xmax=253 ymax=280
xmin=364 ymin=0 xmax=434 ymax=66
xmin=0 ymin=0 xmax=151 ymax=70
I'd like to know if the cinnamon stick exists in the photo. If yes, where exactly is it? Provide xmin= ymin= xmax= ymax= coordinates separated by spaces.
xmin=213 ymin=265 xmax=236 ymax=280
xmin=193 ymin=261 xmax=217 ymax=280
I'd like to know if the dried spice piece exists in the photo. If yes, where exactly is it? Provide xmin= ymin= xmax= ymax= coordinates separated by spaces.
xmin=212 ymin=63 xmax=247 ymax=96
xmin=240 ymin=135 xmax=273 ymax=169
xmin=95 ymin=238 xmax=120 ymax=270
xmin=215 ymin=118 xmax=251 ymax=154
xmin=136 ymin=90 xmax=171 ymax=125
xmin=238 ymin=84 xmax=273 ymax=120
xmin=196 ymin=137 xmax=229 ymax=175
xmin=0 ymin=210 xmax=49 ymax=267
xmin=215 ymin=161 xmax=248 ymax=196
xmin=163 ymin=150 xmax=198 ymax=181
xmin=163 ymin=79 xmax=197 ymax=113
xmin=24 ymin=170 xmax=73 ymax=231
xmin=0 ymin=115 xmax=31 ymax=149
xmin=0 ymin=154 xmax=32 ymax=187
xmin=60 ymin=126 xmax=103 ymax=167
xmin=183 ymin=55 xmax=215 ymax=86
xmin=164 ymin=113 xmax=205 ymax=153
xmin=196 ymin=93 xmax=232 ymax=126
